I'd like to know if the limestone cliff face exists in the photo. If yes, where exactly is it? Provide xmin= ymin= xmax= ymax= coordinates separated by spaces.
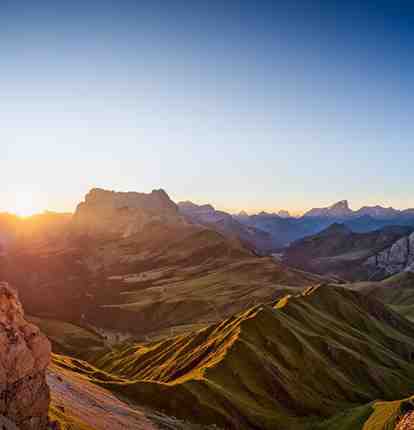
xmin=365 ymin=232 xmax=414 ymax=275
xmin=72 ymin=188 xmax=182 ymax=238
xmin=0 ymin=282 xmax=51 ymax=429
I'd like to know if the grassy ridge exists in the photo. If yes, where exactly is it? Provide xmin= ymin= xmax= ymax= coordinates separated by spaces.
xmin=53 ymin=285 xmax=414 ymax=429
xmin=283 ymin=224 xmax=413 ymax=281
xmin=28 ymin=316 xmax=108 ymax=360
xmin=2 ymin=220 xmax=324 ymax=340
xmin=349 ymin=272 xmax=414 ymax=321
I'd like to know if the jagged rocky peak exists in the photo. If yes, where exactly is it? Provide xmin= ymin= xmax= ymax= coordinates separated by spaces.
xmin=305 ymin=200 xmax=353 ymax=217
xmin=356 ymin=205 xmax=399 ymax=218
xmin=366 ymin=231 xmax=414 ymax=275
xmin=178 ymin=201 xmax=215 ymax=214
xmin=277 ymin=210 xmax=291 ymax=218
xmin=81 ymin=187 xmax=177 ymax=213
xmin=0 ymin=282 xmax=51 ymax=430
xmin=330 ymin=200 xmax=350 ymax=210
xmin=73 ymin=188 xmax=181 ymax=238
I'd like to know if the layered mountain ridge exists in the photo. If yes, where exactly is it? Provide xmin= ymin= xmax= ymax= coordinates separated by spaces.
xmin=305 ymin=200 xmax=353 ymax=218
xmin=365 ymin=231 xmax=414 ymax=276
xmin=304 ymin=200 xmax=414 ymax=219
xmin=0 ymin=188 xmax=322 ymax=344
xmin=284 ymin=224 xmax=414 ymax=280
xmin=53 ymin=284 xmax=414 ymax=430
xmin=3 ymin=188 xmax=414 ymax=429
xmin=236 ymin=200 xmax=414 ymax=248
xmin=178 ymin=200 xmax=276 ymax=254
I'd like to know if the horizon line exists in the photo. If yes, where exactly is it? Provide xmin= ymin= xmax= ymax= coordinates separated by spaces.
xmin=1 ymin=186 xmax=414 ymax=218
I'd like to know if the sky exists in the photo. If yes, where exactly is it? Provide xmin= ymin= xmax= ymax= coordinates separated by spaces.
xmin=1 ymin=0 xmax=414 ymax=216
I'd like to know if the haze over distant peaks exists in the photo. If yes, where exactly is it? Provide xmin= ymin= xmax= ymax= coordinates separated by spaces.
xmin=178 ymin=200 xmax=215 ymax=214
xmin=277 ymin=209 xmax=291 ymax=218
xmin=304 ymin=199 xmax=414 ymax=219
xmin=237 ymin=210 xmax=249 ymax=218
xmin=357 ymin=205 xmax=401 ymax=218
xmin=178 ymin=200 xmax=276 ymax=253
xmin=284 ymin=221 xmax=414 ymax=280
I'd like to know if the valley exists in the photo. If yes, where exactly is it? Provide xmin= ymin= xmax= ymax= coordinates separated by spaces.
xmin=283 ymin=223 xmax=414 ymax=281
xmin=2 ymin=189 xmax=414 ymax=429
xmin=4 ymin=2 xmax=414 ymax=428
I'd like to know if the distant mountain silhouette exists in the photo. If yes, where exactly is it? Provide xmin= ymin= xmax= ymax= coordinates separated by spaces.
xmin=284 ymin=223 xmax=414 ymax=280
xmin=236 ymin=200 xmax=414 ymax=247
xmin=304 ymin=200 xmax=353 ymax=217
xmin=178 ymin=201 xmax=277 ymax=254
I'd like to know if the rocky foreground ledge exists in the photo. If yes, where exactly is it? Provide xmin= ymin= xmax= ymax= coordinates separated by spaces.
xmin=0 ymin=282 xmax=51 ymax=430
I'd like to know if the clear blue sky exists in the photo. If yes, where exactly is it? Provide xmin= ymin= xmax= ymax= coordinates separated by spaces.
xmin=2 ymin=0 xmax=413 ymax=215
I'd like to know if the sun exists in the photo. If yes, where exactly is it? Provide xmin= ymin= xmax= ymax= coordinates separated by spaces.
xmin=10 ymin=193 xmax=43 ymax=217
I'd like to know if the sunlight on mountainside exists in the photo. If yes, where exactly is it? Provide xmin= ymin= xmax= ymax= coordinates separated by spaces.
xmin=2 ymin=0 xmax=414 ymax=428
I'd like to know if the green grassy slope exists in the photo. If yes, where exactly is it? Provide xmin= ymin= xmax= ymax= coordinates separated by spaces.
xmin=311 ymin=396 xmax=414 ymax=430
xmin=53 ymin=285 xmax=414 ymax=430
xmin=28 ymin=316 xmax=108 ymax=360
xmin=349 ymin=272 xmax=414 ymax=321
xmin=2 ymin=221 xmax=324 ymax=341
xmin=92 ymin=256 xmax=323 ymax=341
xmin=48 ymin=358 xmax=222 ymax=430
xmin=284 ymin=225 xmax=413 ymax=281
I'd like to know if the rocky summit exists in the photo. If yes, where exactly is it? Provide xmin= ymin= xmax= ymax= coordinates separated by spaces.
xmin=0 ymin=282 xmax=51 ymax=429
xmin=178 ymin=200 xmax=276 ymax=253
xmin=366 ymin=231 xmax=414 ymax=275
xmin=284 ymin=224 xmax=413 ymax=280
xmin=72 ymin=188 xmax=181 ymax=238
xmin=304 ymin=200 xmax=353 ymax=218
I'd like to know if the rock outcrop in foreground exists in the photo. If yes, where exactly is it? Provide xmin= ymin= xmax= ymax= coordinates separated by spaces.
xmin=0 ymin=282 xmax=51 ymax=429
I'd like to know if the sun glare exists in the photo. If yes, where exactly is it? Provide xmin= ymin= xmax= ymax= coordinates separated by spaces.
xmin=9 ymin=193 xmax=42 ymax=217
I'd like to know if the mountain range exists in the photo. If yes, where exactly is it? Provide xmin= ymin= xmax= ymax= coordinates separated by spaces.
xmin=235 ymin=200 xmax=414 ymax=249
xmin=89 ymin=284 xmax=414 ymax=430
xmin=303 ymin=200 xmax=414 ymax=219
xmin=0 ymin=189 xmax=322 ymax=344
xmin=44 ymin=277 xmax=414 ymax=430
xmin=3 ymin=188 xmax=414 ymax=429
xmin=178 ymin=201 xmax=276 ymax=254
xmin=283 ymin=223 xmax=414 ymax=281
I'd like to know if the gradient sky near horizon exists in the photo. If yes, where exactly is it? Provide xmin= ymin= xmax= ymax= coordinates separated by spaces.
xmin=2 ymin=0 xmax=414 ymax=215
